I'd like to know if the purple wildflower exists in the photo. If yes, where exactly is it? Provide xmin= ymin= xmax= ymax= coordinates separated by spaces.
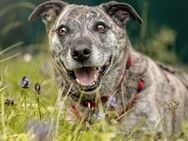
xmin=20 ymin=76 xmax=30 ymax=89
xmin=5 ymin=98 xmax=14 ymax=106
xmin=93 ymin=112 xmax=105 ymax=121
xmin=34 ymin=83 xmax=42 ymax=94
xmin=107 ymin=96 xmax=117 ymax=108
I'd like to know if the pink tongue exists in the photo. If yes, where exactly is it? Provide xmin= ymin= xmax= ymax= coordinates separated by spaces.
xmin=74 ymin=67 xmax=98 ymax=86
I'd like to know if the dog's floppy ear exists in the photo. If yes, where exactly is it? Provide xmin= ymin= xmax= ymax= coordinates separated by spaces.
xmin=28 ymin=1 xmax=67 ymax=25
xmin=101 ymin=1 xmax=143 ymax=26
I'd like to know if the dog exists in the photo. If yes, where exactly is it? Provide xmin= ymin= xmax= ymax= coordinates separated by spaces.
xmin=29 ymin=0 xmax=188 ymax=136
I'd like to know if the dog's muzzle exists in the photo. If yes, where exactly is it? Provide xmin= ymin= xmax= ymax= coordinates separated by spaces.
xmin=62 ymin=55 xmax=113 ymax=93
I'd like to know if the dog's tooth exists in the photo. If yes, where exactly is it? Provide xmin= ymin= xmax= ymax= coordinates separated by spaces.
xmin=94 ymin=74 xmax=97 ymax=81
xmin=76 ymin=78 xmax=80 ymax=84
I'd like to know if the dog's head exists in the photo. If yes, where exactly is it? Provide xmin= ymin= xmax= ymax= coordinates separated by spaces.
xmin=29 ymin=1 xmax=142 ymax=94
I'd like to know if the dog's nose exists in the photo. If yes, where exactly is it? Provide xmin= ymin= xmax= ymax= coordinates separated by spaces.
xmin=71 ymin=46 xmax=91 ymax=62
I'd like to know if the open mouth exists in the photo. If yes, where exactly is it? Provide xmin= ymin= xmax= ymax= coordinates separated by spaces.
xmin=66 ymin=56 xmax=112 ymax=92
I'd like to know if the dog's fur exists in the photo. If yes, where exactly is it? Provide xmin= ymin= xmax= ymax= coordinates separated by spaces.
xmin=29 ymin=0 xmax=188 ymax=136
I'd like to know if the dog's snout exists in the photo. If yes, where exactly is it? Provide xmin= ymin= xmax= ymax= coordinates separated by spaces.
xmin=72 ymin=46 xmax=91 ymax=61
xmin=71 ymin=38 xmax=92 ymax=62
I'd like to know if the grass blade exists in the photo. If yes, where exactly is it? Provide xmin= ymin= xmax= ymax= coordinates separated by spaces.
xmin=0 ymin=2 xmax=35 ymax=18
xmin=0 ymin=42 xmax=23 ymax=56
xmin=0 ymin=53 xmax=20 ymax=63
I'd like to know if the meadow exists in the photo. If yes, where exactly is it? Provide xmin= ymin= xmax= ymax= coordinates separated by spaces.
xmin=0 ymin=39 xmax=188 ymax=141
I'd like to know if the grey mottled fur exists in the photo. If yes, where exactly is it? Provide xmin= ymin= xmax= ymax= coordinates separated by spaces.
xmin=29 ymin=0 xmax=188 ymax=136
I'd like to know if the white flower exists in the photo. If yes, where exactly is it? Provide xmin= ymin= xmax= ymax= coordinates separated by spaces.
xmin=23 ymin=53 xmax=32 ymax=62
xmin=93 ymin=112 xmax=105 ymax=121
xmin=107 ymin=96 xmax=117 ymax=108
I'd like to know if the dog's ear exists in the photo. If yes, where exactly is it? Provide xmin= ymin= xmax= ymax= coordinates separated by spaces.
xmin=28 ymin=1 xmax=67 ymax=26
xmin=101 ymin=1 xmax=143 ymax=26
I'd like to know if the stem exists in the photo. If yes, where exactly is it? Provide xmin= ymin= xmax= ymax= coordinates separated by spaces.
xmin=1 ymin=92 xmax=5 ymax=136
xmin=140 ymin=0 xmax=149 ymax=40
xmin=24 ymin=91 xmax=27 ymax=115
xmin=37 ymin=96 xmax=42 ymax=120
xmin=54 ymin=84 xmax=73 ymax=141
xmin=154 ymin=110 xmax=170 ymax=133
xmin=54 ymin=108 xmax=61 ymax=141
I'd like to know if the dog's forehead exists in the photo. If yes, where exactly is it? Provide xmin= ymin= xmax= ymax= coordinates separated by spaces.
xmin=56 ymin=5 xmax=109 ymax=26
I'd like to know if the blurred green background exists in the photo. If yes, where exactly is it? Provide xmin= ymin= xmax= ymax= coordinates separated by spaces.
xmin=0 ymin=0 xmax=188 ymax=65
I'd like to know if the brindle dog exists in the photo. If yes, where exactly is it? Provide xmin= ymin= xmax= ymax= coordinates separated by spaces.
xmin=29 ymin=0 xmax=188 ymax=136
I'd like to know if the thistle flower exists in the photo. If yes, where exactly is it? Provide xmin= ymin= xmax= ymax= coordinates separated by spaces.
xmin=20 ymin=76 xmax=30 ymax=89
xmin=5 ymin=98 xmax=14 ymax=106
xmin=34 ymin=83 xmax=42 ymax=94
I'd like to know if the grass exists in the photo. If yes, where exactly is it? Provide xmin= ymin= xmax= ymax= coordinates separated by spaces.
xmin=0 ymin=45 xmax=188 ymax=141
xmin=0 ymin=49 xmax=119 ymax=141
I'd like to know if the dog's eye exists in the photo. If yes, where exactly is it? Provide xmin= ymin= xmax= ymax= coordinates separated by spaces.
xmin=57 ymin=26 xmax=69 ymax=36
xmin=96 ymin=23 xmax=107 ymax=33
